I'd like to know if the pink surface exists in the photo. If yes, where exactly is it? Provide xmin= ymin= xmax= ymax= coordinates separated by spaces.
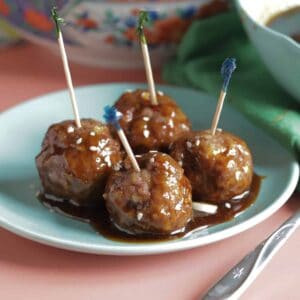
xmin=0 ymin=43 xmax=299 ymax=300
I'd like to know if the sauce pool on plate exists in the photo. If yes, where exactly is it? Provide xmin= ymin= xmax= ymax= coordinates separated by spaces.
xmin=38 ymin=174 xmax=262 ymax=243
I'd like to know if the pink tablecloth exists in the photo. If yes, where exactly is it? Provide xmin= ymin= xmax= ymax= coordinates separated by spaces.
xmin=0 ymin=43 xmax=299 ymax=300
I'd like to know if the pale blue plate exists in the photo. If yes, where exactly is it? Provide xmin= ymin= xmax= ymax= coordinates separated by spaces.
xmin=0 ymin=83 xmax=298 ymax=255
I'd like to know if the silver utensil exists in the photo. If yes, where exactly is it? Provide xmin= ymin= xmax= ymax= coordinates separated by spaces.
xmin=202 ymin=209 xmax=300 ymax=300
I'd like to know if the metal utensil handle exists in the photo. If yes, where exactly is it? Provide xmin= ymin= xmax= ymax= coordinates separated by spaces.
xmin=202 ymin=210 xmax=300 ymax=300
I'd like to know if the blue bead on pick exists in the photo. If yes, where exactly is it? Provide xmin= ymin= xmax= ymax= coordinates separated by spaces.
xmin=102 ymin=105 xmax=141 ymax=171
xmin=221 ymin=58 xmax=237 ymax=93
xmin=103 ymin=105 xmax=123 ymax=130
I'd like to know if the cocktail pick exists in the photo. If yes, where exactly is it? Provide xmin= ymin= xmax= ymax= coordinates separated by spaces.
xmin=103 ymin=105 xmax=140 ymax=172
xmin=136 ymin=11 xmax=158 ymax=105
xmin=211 ymin=58 xmax=237 ymax=135
xmin=51 ymin=7 xmax=81 ymax=128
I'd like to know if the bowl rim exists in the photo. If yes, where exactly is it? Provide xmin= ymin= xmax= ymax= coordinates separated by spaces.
xmin=62 ymin=0 xmax=210 ymax=9
xmin=235 ymin=0 xmax=300 ymax=51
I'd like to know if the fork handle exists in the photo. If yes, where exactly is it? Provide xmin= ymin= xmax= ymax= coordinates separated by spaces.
xmin=202 ymin=209 xmax=300 ymax=300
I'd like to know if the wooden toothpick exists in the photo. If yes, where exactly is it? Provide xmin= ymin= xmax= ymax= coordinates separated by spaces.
xmin=103 ymin=106 xmax=140 ymax=172
xmin=137 ymin=11 xmax=158 ymax=105
xmin=51 ymin=7 xmax=81 ymax=128
xmin=211 ymin=58 xmax=237 ymax=135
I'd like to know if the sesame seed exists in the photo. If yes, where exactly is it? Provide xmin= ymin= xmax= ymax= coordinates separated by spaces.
xmin=90 ymin=131 xmax=96 ymax=136
xmin=175 ymin=203 xmax=182 ymax=210
xmin=141 ymin=91 xmax=150 ymax=100
xmin=243 ymin=165 xmax=249 ymax=173
xmin=89 ymin=146 xmax=99 ymax=152
xmin=225 ymin=203 xmax=231 ymax=209
xmin=76 ymin=137 xmax=83 ymax=144
xmin=157 ymin=90 xmax=164 ymax=96
xmin=104 ymin=155 xmax=112 ymax=167
xmin=113 ymin=163 xmax=121 ymax=171
xmin=227 ymin=160 xmax=235 ymax=169
xmin=67 ymin=126 xmax=74 ymax=133
xmin=168 ymin=119 xmax=174 ymax=128
xmin=186 ymin=141 xmax=192 ymax=148
xmin=235 ymin=171 xmax=242 ymax=181
xmin=137 ymin=212 xmax=143 ymax=221
xmin=143 ymin=129 xmax=150 ymax=138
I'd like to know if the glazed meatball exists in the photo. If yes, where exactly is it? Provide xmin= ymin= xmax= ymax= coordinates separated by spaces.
xmin=104 ymin=152 xmax=192 ymax=235
xmin=114 ymin=89 xmax=191 ymax=153
xmin=36 ymin=119 xmax=123 ymax=207
xmin=170 ymin=130 xmax=253 ymax=203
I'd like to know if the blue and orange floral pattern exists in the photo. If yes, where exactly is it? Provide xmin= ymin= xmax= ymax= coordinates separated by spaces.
xmin=0 ymin=0 xmax=228 ymax=47
xmin=75 ymin=11 xmax=98 ymax=30
xmin=0 ymin=1 xmax=69 ymax=37
xmin=0 ymin=0 xmax=10 ymax=17
xmin=65 ymin=5 xmax=200 ymax=47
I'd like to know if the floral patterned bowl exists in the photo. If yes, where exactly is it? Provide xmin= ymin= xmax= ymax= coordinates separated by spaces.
xmin=0 ymin=0 xmax=228 ymax=68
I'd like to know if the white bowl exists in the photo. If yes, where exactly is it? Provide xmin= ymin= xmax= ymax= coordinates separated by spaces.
xmin=235 ymin=0 xmax=300 ymax=102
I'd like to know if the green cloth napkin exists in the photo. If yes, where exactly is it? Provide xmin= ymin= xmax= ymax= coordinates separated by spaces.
xmin=163 ymin=11 xmax=300 ymax=165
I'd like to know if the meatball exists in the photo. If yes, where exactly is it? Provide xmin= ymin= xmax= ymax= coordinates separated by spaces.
xmin=36 ymin=119 xmax=123 ymax=207
xmin=104 ymin=152 xmax=192 ymax=235
xmin=170 ymin=130 xmax=253 ymax=203
xmin=114 ymin=89 xmax=191 ymax=153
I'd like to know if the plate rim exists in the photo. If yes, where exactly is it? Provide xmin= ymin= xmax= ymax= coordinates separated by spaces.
xmin=0 ymin=83 xmax=299 ymax=255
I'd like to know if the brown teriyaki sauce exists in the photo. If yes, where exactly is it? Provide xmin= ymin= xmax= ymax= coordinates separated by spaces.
xmin=291 ymin=34 xmax=300 ymax=43
xmin=38 ymin=174 xmax=262 ymax=243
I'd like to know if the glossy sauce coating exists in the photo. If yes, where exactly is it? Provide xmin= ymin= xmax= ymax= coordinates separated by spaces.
xmin=170 ymin=130 xmax=253 ymax=203
xmin=104 ymin=152 xmax=193 ymax=235
xmin=114 ymin=89 xmax=191 ymax=153
xmin=36 ymin=119 xmax=123 ymax=207
xmin=291 ymin=33 xmax=300 ymax=43
xmin=39 ymin=174 xmax=261 ymax=242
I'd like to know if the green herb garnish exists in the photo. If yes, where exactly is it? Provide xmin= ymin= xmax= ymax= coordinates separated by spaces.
xmin=136 ymin=10 xmax=149 ymax=44
xmin=51 ymin=6 xmax=65 ymax=37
